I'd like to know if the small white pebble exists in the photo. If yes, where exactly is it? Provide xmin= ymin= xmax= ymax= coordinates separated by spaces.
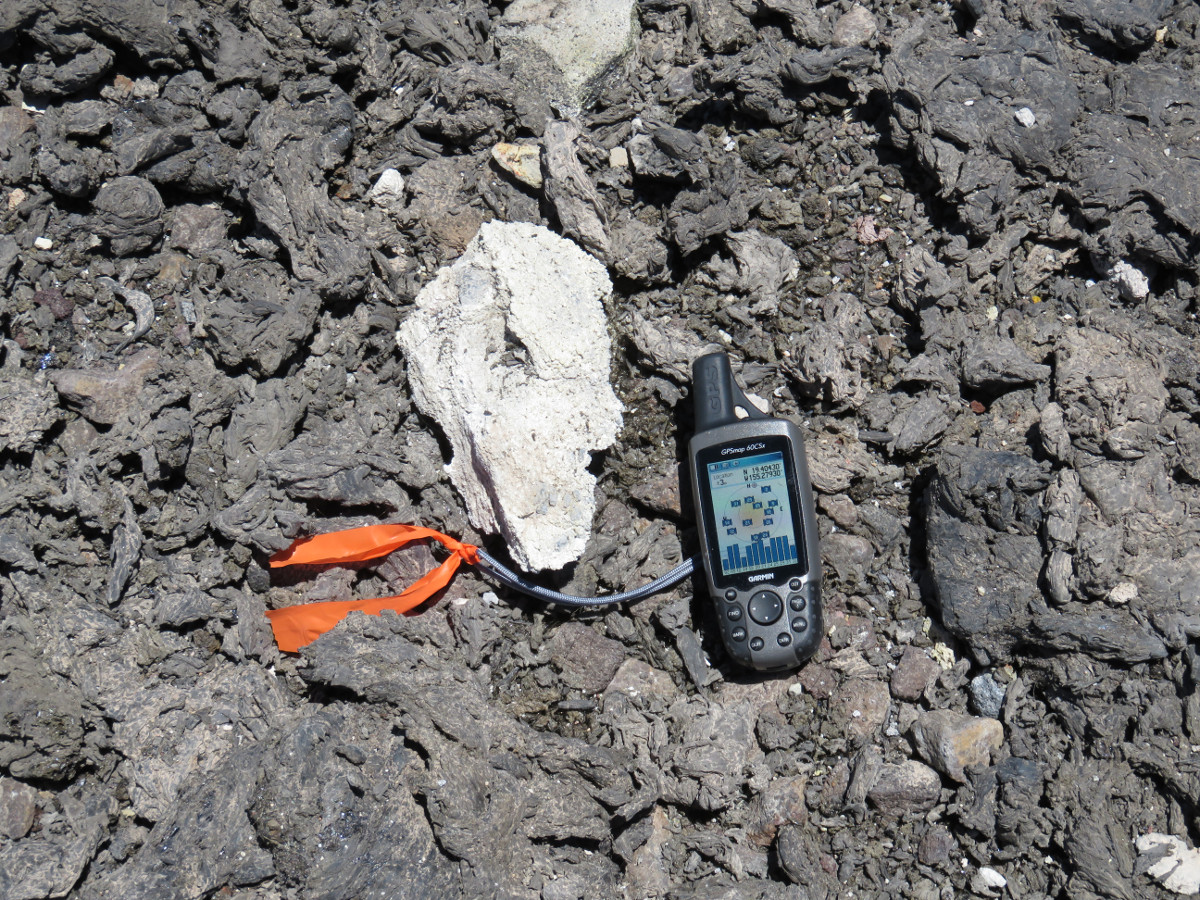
xmin=977 ymin=867 xmax=1007 ymax=889
xmin=1015 ymin=107 xmax=1037 ymax=127
xmin=34 ymin=236 xmax=53 ymax=250
xmin=369 ymin=168 xmax=406 ymax=207
xmin=1108 ymin=582 xmax=1138 ymax=605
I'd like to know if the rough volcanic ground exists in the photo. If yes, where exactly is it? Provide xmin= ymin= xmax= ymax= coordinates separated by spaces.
xmin=3 ymin=1 xmax=1200 ymax=898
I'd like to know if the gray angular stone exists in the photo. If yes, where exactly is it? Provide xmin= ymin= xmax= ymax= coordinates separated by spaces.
xmin=961 ymin=337 xmax=1051 ymax=390
xmin=890 ymin=393 xmax=951 ymax=454
xmin=0 ymin=371 xmax=60 ymax=454
xmin=832 ymin=4 xmax=876 ymax=47
xmin=0 ymin=781 xmax=115 ymax=900
xmin=497 ymin=0 xmax=638 ymax=111
xmin=0 ymin=632 xmax=91 ymax=782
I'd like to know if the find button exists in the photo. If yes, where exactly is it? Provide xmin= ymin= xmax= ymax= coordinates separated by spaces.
xmin=747 ymin=590 xmax=783 ymax=626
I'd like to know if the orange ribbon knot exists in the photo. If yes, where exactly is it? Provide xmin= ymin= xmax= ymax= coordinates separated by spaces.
xmin=265 ymin=523 xmax=478 ymax=653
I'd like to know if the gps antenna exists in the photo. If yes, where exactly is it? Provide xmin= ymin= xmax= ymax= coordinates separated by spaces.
xmin=692 ymin=352 xmax=766 ymax=432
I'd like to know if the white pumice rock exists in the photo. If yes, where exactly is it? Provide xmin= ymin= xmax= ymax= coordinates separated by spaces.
xmin=1108 ymin=259 xmax=1151 ymax=301
xmin=396 ymin=221 xmax=622 ymax=571
xmin=368 ymin=168 xmax=406 ymax=208
xmin=1137 ymin=833 xmax=1200 ymax=895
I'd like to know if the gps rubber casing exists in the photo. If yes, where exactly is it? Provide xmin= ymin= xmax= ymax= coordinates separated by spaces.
xmin=689 ymin=353 xmax=823 ymax=671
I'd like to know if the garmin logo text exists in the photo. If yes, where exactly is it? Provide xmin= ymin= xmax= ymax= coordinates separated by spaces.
xmin=721 ymin=442 xmax=766 ymax=455
xmin=748 ymin=572 xmax=774 ymax=582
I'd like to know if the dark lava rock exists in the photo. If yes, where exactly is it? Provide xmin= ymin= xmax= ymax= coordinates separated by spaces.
xmin=0 ymin=631 xmax=91 ymax=782
xmin=19 ymin=46 xmax=114 ymax=97
xmin=1056 ymin=0 xmax=1173 ymax=49
xmin=925 ymin=446 xmax=1050 ymax=665
xmin=301 ymin=614 xmax=632 ymax=897
xmin=883 ymin=26 xmax=1081 ymax=235
xmin=91 ymin=176 xmax=165 ymax=255
xmin=776 ymin=823 xmax=840 ymax=897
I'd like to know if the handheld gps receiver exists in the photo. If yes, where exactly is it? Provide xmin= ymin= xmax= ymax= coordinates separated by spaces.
xmin=688 ymin=353 xmax=822 ymax=671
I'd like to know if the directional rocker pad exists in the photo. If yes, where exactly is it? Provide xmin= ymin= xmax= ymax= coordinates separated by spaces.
xmin=747 ymin=590 xmax=783 ymax=626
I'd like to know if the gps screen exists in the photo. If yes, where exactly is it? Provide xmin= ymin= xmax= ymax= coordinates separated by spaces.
xmin=705 ymin=450 xmax=800 ymax=576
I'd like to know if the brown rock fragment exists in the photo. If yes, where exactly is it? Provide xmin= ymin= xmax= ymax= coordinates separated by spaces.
xmin=34 ymin=288 xmax=73 ymax=320
xmin=838 ymin=677 xmax=891 ymax=746
xmin=918 ymin=824 xmax=957 ymax=865
xmin=868 ymin=760 xmax=942 ymax=814
xmin=50 ymin=349 xmax=159 ymax=425
xmin=833 ymin=4 xmax=877 ymax=46
xmin=603 ymin=658 xmax=679 ymax=704
xmin=797 ymin=663 xmax=838 ymax=700
xmin=629 ymin=465 xmax=682 ymax=516
xmin=746 ymin=775 xmax=808 ymax=847
xmin=891 ymin=646 xmax=941 ymax=700
xmin=0 ymin=776 xmax=39 ymax=839
xmin=909 ymin=709 xmax=1003 ymax=782
xmin=549 ymin=622 xmax=626 ymax=693
xmin=491 ymin=142 xmax=543 ymax=189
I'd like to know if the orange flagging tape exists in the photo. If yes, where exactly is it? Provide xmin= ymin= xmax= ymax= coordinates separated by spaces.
xmin=265 ymin=523 xmax=479 ymax=653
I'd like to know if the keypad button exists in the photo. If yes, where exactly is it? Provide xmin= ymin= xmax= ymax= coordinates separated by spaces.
xmin=731 ymin=626 xmax=747 ymax=642
xmin=724 ymin=589 xmax=738 ymax=602
xmin=750 ymin=637 xmax=764 ymax=651
xmin=791 ymin=617 xmax=808 ymax=633
xmin=727 ymin=606 xmax=743 ymax=621
xmin=789 ymin=577 xmax=802 ymax=591
xmin=788 ymin=593 xmax=806 ymax=612
xmin=777 ymin=633 xmax=792 ymax=647
xmin=747 ymin=590 xmax=783 ymax=626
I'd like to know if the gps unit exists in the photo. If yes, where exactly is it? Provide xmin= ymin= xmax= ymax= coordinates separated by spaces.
xmin=689 ymin=352 xmax=822 ymax=671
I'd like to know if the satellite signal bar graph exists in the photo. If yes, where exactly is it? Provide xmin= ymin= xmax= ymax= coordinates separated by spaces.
xmin=723 ymin=534 xmax=798 ymax=574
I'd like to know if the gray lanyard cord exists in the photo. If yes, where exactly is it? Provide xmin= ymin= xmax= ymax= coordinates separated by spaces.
xmin=474 ymin=548 xmax=698 ymax=608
